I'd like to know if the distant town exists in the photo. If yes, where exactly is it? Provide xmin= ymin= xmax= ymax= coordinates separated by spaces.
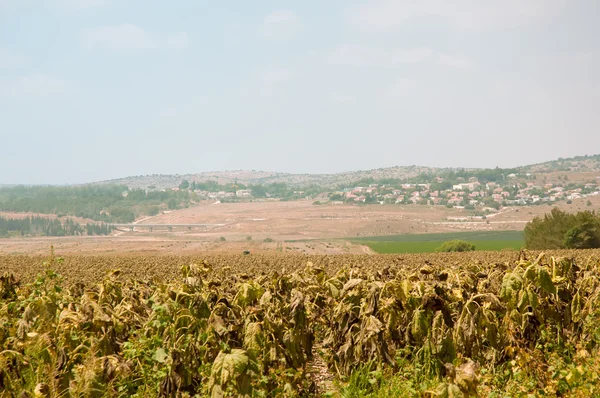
xmin=170 ymin=170 xmax=600 ymax=213
xmin=2 ymin=155 xmax=599 ymax=236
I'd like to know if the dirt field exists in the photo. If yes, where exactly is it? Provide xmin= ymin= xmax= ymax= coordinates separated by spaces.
xmin=127 ymin=199 xmax=520 ymax=239
xmin=0 ymin=195 xmax=598 ymax=255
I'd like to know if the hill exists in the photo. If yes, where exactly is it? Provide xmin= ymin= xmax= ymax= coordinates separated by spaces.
xmin=96 ymin=154 xmax=600 ymax=189
xmin=97 ymin=166 xmax=462 ymax=190
xmin=520 ymin=154 xmax=600 ymax=173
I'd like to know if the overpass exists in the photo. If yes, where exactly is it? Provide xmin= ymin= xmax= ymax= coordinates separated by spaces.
xmin=111 ymin=223 xmax=226 ymax=232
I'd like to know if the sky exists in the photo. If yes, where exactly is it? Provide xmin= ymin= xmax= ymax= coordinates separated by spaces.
xmin=1 ymin=0 xmax=599 ymax=185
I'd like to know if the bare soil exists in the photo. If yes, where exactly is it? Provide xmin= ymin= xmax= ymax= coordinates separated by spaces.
xmin=0 ymin=195 xmax=598 ymax=256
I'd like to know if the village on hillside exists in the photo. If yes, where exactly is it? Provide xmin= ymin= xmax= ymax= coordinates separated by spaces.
xmin=172 ymin=171 xmax=600 ymax=213
xmin=324 ymin=176 xmax=600 ymax=208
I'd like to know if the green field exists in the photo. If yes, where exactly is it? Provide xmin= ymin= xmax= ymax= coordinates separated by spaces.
xmin=353 ymin=230 xmax=525 ymax=253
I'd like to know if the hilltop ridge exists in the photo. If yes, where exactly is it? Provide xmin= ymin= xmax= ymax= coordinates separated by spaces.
xmin=95 ymin=154 xmax=600 ymax=189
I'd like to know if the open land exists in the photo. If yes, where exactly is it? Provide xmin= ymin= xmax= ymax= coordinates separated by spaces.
xmin=1 ymin=250 xmax=599 ymax=396
xmin=1 ymin=193 xmax=598 ymax=256
xmin=1 ymin=157 xmax=600 ymax=397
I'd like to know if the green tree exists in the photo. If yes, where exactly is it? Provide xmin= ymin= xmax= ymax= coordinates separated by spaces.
xmin=436 ymin=240 xmax=476 ymax=252
xmin=525 ymin=208 xmax=600 ymax=249
xmin=167 ymin=199 xmax=178 ymax=210
xmin=179 ymin=179 xmax=190 ymax=190
xmin=525 ymin=208 xmax=575 ymax=249
xmin=564 ymin=221 xmax=600 ymax=249
xmin=146 ymin=206 xmax=160 ymax=216
xmin=250 ymin=185 xmax=267 ymax=198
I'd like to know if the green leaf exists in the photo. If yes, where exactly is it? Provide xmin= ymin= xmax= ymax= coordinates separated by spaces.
xmin=501 ymin=272 xmax=523 ymax=308
xmin=243 ymin=322 xmax=264 ymax=357
xmin=153 ymin=347 xmax=168 ymax=363
xmin=571 ymin=291 xmax=582 ymax=322
xmin=537 ymin=269 xmax=556 ymax=295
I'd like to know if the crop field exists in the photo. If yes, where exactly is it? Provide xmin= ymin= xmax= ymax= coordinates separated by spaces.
xmin=354 ymin=230 xmax=525 ymax=254
xmin=0 ymin=249 xmax=599 ymax=397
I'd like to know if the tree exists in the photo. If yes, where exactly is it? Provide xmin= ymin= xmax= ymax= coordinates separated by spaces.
xmin=525 ymin=208 xmax=574 ymax=249
xmin=250 ymin=185 xmax=267 ymax=198
xmin=525 ymin=208 xmax=600 ymax=250
xmin=436 ymin=240 xmax=476 ymax=252
xmin=167 ymin=199 xmax=178 ymax=210
xmin=179 ymin=179 xmax=190 ymax=190
xmin=147 ymin=206 xmax=160 ymax=216
xmin=564 ymin=222 xmax=600 ymax=249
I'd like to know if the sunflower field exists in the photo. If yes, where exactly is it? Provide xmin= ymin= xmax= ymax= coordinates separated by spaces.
xmin=0 ymin=249 xmax=599 ymax=397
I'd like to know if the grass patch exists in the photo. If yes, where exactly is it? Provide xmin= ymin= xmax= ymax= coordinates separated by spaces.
xmin=354 ymin=230 xmax=524 ymax=254
xmin=354 ymin=230 xmax=524 ymax=242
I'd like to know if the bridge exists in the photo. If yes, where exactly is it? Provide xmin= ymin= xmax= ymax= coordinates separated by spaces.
xmin=111 ymin=223 xmax=226 ymax=232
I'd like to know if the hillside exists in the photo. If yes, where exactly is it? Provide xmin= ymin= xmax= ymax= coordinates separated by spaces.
xmin=96 ymin=154 xmax=600 ymax=189
xmin=520 ymin=154 xmax=600 ymax=173
xmin=98 ymin=166 xmax=467 ymax=190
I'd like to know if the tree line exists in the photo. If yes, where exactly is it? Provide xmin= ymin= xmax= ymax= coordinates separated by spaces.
xmin=180 ymin=179 xmax=323 ymax=200
xmin=525 ymin=208 xmax=600 ymax=249
xmin=0 ymin=185 xmax=192 ymax=223
xmin=0 ymin=216 xmax=113 ymax=237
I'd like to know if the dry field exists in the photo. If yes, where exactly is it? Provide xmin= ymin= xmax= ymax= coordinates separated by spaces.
xmin=0 ymin=249 xmax=599 ymax=396
xmin=0 ymin=195 xmax=598 ymax=256
xmin=2 ymin=249 xmax=599 ymax=284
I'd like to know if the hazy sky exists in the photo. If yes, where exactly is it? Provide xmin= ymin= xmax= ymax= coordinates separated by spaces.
xmin=1 ymin=0 xmax=599 ymax=184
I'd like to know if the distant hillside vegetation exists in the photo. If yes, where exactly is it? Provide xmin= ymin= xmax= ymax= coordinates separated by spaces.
xmin=521 ymin=154 xmax=600 ymax=173
xmin=95 ymin=154 xmax=600 ymax=190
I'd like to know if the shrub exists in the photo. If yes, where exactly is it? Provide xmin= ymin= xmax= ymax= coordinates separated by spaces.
xmin=146 ymin=206 xmax=160 ymax=216
xmin=436 ymin=240 xmax=476 ymax=252
xmin=167 ymin=198 xmax=178 ymax=210
xmin=219 ymin=236 xmax=226 ymax=242
xmin=525 ymin=208 xmax=600 ymax=249
xmin=564 ymin=222 xmax=600 ymax=249
xmin=263 ymin=237 xmax=273 ymax=243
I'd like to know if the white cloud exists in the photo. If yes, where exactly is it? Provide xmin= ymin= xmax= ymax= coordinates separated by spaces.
xmin=0 ymin=48 xmax=25 ymax=68
xmin=81 ymin=24 xmax=188 ymax=51
xmin=385 ymin=78 xmax=418 ymax=99
xmin=330 ymin=93 xmax=356 ymax=105
xmin=260 ymin=10 xmax=300 ymax=40
xmin=2 ymin=0 xmax=111 ymax=9
xmin=265 ymin=10 xmax=297 ymax=24
xmin=163 ymin=32 xmax=189 ymax=50
xmin=0 ymin=0 xmax=22 ymax=9
xmin=346 ymin=0 xmax=566 ymax=32
xmin=57 ymin=0 xmax=109 ymax=8
xmin=329 ymin=45 xmax=432 ymax=66
xmin=436 ymin=53 xmax=475 ymax=70
xmin=329 ymin=44 xmax=475 ymax=69
xmin=259 ymin=67 xmax=292 ymax=85
xmin=0 ymin=74 xmax=75 ymax=100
